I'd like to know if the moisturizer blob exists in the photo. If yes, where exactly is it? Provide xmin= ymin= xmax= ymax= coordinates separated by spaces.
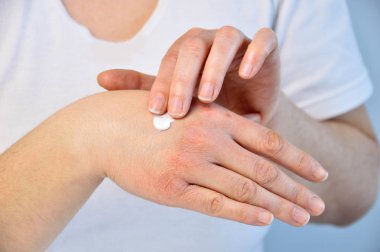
xmin=153 ymin=113 xmax=175 ymax=131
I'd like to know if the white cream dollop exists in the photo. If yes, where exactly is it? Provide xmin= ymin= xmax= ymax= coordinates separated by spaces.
xmin=153 ymin=113 xmax=175 ymax=131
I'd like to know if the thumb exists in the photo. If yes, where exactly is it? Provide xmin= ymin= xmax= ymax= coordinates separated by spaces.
xmin=97 ymin=69 xmax=155 ymax=91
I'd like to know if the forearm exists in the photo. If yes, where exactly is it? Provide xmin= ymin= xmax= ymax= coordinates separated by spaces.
xmin=0 ymin=109 xmax=103 ymax=251
xmin=268 ymin=93 xmax=380 ymax=225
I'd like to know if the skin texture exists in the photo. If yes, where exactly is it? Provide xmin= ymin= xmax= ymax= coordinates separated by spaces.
xmin=270 ymin=97 xmax=380 ymax=225
xmin=0 ymin=90 xmax=328 ymax=251
xmin=62 ymin=0 xmax=159 ymax=41
xmin=98 ymin=26 xmax=380 ymax=226
xmin=99 ymin=27 xmax=280 ymax=124
xmin=1 ymin=1 xmax=379 ymax=251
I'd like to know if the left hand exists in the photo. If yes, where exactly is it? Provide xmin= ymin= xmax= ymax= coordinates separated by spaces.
xmin=97 ymin=26 xmax=280 ymax=124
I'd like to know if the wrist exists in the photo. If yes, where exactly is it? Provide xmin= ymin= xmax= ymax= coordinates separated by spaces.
xmin=265 ymin=92 xmax=289 ymax=131
xmin=53 ymin=101 xmax=107 ymax=182
xmin=61 ymin=90 xmax=152 ymax=180
xmin=264 ymin=92 xmax=318 ymax=147
xmin=0 ymin=108 xmax=104 ymax=251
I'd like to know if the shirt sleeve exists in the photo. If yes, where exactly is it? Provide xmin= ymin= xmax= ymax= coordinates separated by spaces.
xmin=274 ymin=0 xmax=373 ymax=120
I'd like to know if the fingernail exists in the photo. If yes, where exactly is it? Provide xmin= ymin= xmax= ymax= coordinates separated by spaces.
xmin=199 ymin=83 xmax=214 ymax=102
xmin=308 ymin=195 xmax=325 ymax=215
xmin=169 ymin=96 xmax=183 ymax=116
xmin=240 ymin=63 xmax=253 ymax=78
xmin=292 ymin=207 xmax=310 ymax=225
xmin=311 ymin=160 xmax=328 ymax=181
xmin=149 ymin=93 xmax=165 ymax=114
xmin=257 ymin=212 xmax=274 ymax=225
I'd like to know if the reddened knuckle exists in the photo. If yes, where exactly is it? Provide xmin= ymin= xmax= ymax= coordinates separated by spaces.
xmin=183 ymin=126 xmax=207 ymax=144
xmin=158 ymin=174 xmax=188 ymax=201
xmin=206 ymin=195 xmax=225 ymax=216
xmin=198 ymin=103 xmax=222 ymax=121
xmin=166 ymin=151 xmax=185 ymax=168
xmin=253 ymin=159 xmax=279 ymax=187
xmin=263 ymin=130 xmax=285 ymax=156
xmin=177 ymin=126 xmax=211 ymax=154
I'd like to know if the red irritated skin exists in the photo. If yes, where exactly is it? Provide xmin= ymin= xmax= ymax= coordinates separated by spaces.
xmin=0 ymin=90 xmax=327 ymax=251
xmin=98 ymin=26 xmax=380 ymax=226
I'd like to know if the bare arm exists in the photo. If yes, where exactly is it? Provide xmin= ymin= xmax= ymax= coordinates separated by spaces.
xmin=0 ymin=104 xmax=103 ymax=251
xmin=0 ymin=90 xmax=328 ymax=251
xmin=269 ymin=95 xmax=380 ymax=225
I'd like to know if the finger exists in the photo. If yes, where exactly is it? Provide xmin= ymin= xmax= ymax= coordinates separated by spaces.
xmin=149 ymin=29 xmax=209 ymax=115
xmin=198 ymin=26 xmax=246 ymax=102
xmin=188 ymin=164 xmax=310 ymax=226
xmin=217 ymin=140 xmax=325 ymax=216
xmin=167 ymin=31 xmax=214 ymax=118
xmin=239 ymin=28 xmax=278 ymax=79
xmin=148 ymin=43 xmax=180 ymax=114
xmin=177 ymin=184 xmax=274 ymax=226
xmin=97 ymin=69 xmax=155 ymax=91
xmin=230 ymin=117 xmax=329 ymax=182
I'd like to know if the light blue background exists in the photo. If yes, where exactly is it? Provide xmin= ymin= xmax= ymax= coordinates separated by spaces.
xmin=265 ymin=1 xmax=380 ymax=251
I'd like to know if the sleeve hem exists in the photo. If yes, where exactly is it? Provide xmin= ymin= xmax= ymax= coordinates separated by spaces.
xmin=299 ymin=74 xmax=373 ymax=121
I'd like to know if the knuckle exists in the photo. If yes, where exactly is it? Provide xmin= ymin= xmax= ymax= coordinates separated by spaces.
xmin=271 ymin=200 xmax=285 ymax=216
xmin=177 ymin=125 xmax=212 ymax=154
xmin=182 ymin=36 xmax=207 ymax=57
xmin=236 ymin=179 xmax=257 ymax=202
xmin=159 ymin=175 xmax=177 ymax=194
xmin=235 ymin=208 xmax=249 ymax=223
xmin=218 ymin=26 xmax=242 ymax=40
xmin=205 ymin=194 xmax=225 ymax=216
xmin=157 ymin=173 xmax=188 ymax=201
xmin=262 ymin=130 xmax=285 ymax=156
xmin=172 ymin=75 xmax=189 ymax=89
xmin=290 ymin=185 xmax=304 ymax=203
xmin=166 ymin=149 xmax=186 ymax=167
xmin=163 ymin=51 xmax=178 ymax=65
xmin=296 ymin=151 xmax=310 ymax=172
xmin=186 ymin=27 xmax=203 ymax=37
xmin=253 ymin=159 xmax=279 ymax=187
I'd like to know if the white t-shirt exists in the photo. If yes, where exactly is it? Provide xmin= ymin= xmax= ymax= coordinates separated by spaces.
xmin=0 ymin=0 xmax=372 ymax=251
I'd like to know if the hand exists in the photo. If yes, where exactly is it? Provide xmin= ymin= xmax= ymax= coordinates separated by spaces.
xmin=68 ymin=90 xmax=327 ymax=226
xmin=97 ymin=27 xmax=280 ymax=124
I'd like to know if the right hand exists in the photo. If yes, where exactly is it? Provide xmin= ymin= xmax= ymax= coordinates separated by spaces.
xmin=68 ymin=90 xmax=326 ymax=226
